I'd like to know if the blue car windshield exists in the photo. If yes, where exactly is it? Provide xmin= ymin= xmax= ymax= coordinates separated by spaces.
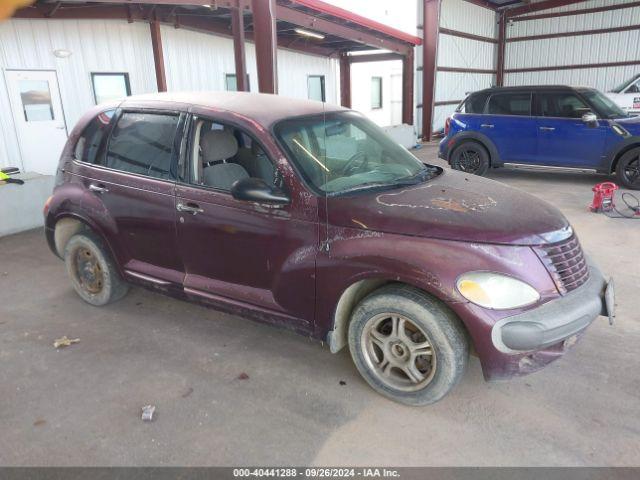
xmin=582 ymin=89 xmax=627 ymax=119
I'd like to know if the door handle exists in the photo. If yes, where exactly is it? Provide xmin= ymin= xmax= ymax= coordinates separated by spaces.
xmin=539 ymin=126 xmax=556 ymax=131
xmin=176 ymin=202 xmax=203 ymax=215
xmin=88 ymin=183 xmax=108 ymax=193
xmin=480 ymin=124 xmax=494 ymax=128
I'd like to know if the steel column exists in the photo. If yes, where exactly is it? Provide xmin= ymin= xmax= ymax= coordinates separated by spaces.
xmin=496 ymin=11 xmax=506 ymax=87
xmin=421 ymin=0 xmax=440 ymax=141
xmin=231 ymin=1 xmax=248 ymax=92
xmin=149 ymin=19 xmax=167 ymax=92
xmin=251 ymin=0 xmax=277 ymax=94
xmin=402 ymin=48 xmax=414 ymax=126
xmin=339 ymin=53 xmax=351 ymax=108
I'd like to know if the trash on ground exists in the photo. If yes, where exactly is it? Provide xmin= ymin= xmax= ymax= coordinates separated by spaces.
xmin=141 ymin=405 xmax=156 ymax=422
xmin=53 ymin=336 xmax=80 ymax=349
xmin=181 ymin=387 xmax=194 ymax=398
xmin=237 ymin=372 xmax=249 ymax=380
xmin=33 ymin=419 xmax=46 ymax=427
xmin=339 ymin=380 xmax=346 ymax=386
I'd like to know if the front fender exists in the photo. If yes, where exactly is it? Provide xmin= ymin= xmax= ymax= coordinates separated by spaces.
xmin=603 ymin=135 xmax=640 ymax=173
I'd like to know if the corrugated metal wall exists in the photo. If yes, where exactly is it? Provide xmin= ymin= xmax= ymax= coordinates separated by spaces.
xmin=0 ymin=19 xmax=338 ymax=172
xmin=433 ymin=0 xmax=497 ymax=132
xmin=161 ymin=26 xmax=339 ymax=103
xmin=504 ymin=0 xmax=640 ymax=91
xmin=0 ymin=18 xmax=157 ymax=170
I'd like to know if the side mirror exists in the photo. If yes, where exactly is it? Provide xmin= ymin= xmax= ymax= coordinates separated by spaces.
xmin=582 ymin=112 xmax=598 ymax=127
xmin=231 ymin=177 xmax=290 ymax=205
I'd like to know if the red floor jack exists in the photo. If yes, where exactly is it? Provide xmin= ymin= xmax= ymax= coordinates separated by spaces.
xmin=590 ymin=182 xmax=640 ymax=218
xmin=589 ymin=182 xmax=618 ymax=213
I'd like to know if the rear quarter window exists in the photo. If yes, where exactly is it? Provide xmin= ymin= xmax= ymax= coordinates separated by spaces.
xmin=458 ymin=92 xmax=489 ymax=114
xmin=74 ymin=109 xmax=116 ymax=163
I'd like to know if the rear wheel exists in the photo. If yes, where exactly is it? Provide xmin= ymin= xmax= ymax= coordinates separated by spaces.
xmin=64 ymin=232 xmax=129 ymax=306
xmin=348 ymin=285 xmax=469 ymax=406
xmin=616 ymin=148 xmax=640 ymax=190
xmin=450 ymin=141 xmax=490 ymax=176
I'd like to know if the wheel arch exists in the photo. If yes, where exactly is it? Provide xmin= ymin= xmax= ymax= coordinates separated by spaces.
xmin=325 ymin=277 xmax=469 ymax=354
xmin=609 ymin=140 xmax=640 ymax=174
xmin=448 ymin=132 xmax=501 ymax=167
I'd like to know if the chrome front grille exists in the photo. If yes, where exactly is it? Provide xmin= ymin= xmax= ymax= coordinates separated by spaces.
xmin=535 ymin=235 xmax=590 ymax=295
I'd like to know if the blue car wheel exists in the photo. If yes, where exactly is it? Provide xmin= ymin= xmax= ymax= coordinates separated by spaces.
xmin=450 ymin=142 xmax=490 ymax=176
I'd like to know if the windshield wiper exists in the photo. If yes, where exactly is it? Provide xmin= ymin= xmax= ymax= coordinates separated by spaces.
xmin=328 ymin=166 xmax=439 ymax=196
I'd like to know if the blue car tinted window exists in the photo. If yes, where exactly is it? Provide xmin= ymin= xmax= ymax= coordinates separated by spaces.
xmin=534 ymin=92 xmax=590 ymax=119
xmin=487 ymin=93 xmax=531 ymax=116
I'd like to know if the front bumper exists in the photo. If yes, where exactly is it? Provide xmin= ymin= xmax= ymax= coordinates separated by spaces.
xmin=491 ymin=263 xmax=612 ymax=353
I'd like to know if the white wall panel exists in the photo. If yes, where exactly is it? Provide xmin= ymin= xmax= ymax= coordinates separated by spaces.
xmin=440 ymin=0 xmax=496 ymax=38
xmin=0 ymin=18 xmax=157 ymax=170
xmin=437 ymin=34 xmax=496 ymax=70
xmin=161 ymin=25 xmax=339 ymax=104
xmin=433 ymin=104 xmax=457 ymax=132
xmin=435 ymin=71 xmax=494 ymax=102
xmin=504 ymin=1 xmax=640 ymax=93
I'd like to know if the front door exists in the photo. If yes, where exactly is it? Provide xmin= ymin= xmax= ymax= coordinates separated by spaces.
xmin=175 ymin=115 xmax=318 ymax=330
xmin=533 ymin=91 xmax=606 ymax=168
xmin=5 ymin=70 xmax=67 ymax=175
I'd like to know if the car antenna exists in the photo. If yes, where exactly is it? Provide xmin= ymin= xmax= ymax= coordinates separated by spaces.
xmin=322 ymin=101 xmax=330 ymax=252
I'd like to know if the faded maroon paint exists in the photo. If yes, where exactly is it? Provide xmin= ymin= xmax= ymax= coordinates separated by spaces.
xmin=46 ymin=92 xmax=578 ymax=380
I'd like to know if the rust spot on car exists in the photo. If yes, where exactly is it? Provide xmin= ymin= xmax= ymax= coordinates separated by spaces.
xmin=430 ymin=198 xmax=469 ymax=213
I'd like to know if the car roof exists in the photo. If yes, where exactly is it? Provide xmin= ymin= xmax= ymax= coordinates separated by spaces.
xmin=120 ymin=91 xmax=347 ymax=127
xmin=471 ymin=85 xmax=596 ymax=95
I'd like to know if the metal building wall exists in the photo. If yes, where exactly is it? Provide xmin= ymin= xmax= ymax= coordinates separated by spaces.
xmin=433 ymin=0 xmax=497 ymax=132
xmin=504 ymin=0 xmax=640 ymax=92
xmin=0 ymin=18 xmax=157 ymax=171
xmin=161 ymin=25 xmax=339 ymax=104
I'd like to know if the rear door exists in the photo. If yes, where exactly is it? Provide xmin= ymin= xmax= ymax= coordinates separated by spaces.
xmin=533 ymin=91 xmax=606 ymax=168
xmin=73 ymin=108 xmax=186 ymax=285
xmin=174 ymin=112 xmax=318 ymax=330
xmin=481 ymin=91 xmax=538 ymax=164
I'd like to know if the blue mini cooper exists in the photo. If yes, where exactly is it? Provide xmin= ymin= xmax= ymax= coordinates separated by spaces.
xmin=439 ymin=86 xmax=640 ymax=189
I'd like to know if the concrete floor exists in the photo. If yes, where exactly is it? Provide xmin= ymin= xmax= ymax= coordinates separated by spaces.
xmin=1 ymin=143 xmax=639 ymax=466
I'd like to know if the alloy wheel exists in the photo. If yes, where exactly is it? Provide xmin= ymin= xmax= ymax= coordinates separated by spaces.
xmin=361 ymin=313 xmax=437 ymax=392
xmin=623 ymin=155 xmax=640 ymax=187
xmin=458 ymin=149 xmax=481 ymax=173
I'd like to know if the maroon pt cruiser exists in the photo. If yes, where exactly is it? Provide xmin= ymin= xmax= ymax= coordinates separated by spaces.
xmin=44 ymin=92 xmax=615 ymax=405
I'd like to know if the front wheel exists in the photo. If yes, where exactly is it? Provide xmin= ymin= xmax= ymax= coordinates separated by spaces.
xmin=616 ymin=148 xmax=640 ymax=190
xmin=348 ymin=285 xmax=469 ymax=406
xmin=450 ymin=142 xmax=490 ymax=176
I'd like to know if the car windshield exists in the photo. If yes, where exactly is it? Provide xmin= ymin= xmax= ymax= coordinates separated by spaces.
xmin=274 ymin=111 xmax=438 ymax=195
xmin=610 ymin=75 xmax=640 ymax=93
xmin=582 ymin=89 xmax=628 ymax=119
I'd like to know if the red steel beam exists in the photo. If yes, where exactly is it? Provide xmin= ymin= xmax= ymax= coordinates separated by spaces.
xmin=508 ymin=23 xmax=640 ymax=42
xmin=150 ymin=19 xmax=168 ymax=92
xmin=439 ymin=27 xmax=497 ymax=44
xmin=252 ymin=0 xmax=278 ymax=94
xmin=402 ymin=48 xmax=414 ymax=126
xmin=347 ymin=53 xmax=403 ymax=63
xmin=505 ymin=59 xmax=640 ymax=74
xmin=421 ymin=0 xmax=440 ymax=141
xmin=496 ymin=11 xmax=506 ymax=86
xmin=287 ymin=0 xmax=422 ymax=45
xmin=339 ymin=53 xmax=351 ymax=108
xmin=231 ymin=1 xmax=248 ymax=91
xmin=275 ymin=4 xmax=413 ymax=55
xmin=437 ymin=66 xmax=496 ymax=74
xmin=510 ymin=0 xmax=640 ymax=22
xmin=506 ymin=0 xmax=588 ymax=18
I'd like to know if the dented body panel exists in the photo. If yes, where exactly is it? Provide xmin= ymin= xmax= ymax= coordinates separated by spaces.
xmin=46 ymin=91 xmax=609 ymax=382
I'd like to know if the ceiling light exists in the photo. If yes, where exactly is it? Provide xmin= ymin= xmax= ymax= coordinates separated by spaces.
xmin=294 ymin=28 xmax=325 ymax=40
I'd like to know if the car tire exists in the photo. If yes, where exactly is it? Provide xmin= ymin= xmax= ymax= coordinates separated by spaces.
xmin=64 ymin=232 xmax=129 ymax=306
xmin=450 ymin=141 xmax=490 ymax=176
xmin=348 ymin=284 xmax=469 ymax=406
xmin=615 ymin=147 xmax=640 ymax=190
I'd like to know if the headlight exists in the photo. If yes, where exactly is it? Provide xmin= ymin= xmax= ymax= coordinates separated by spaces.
xmin=456 ymin=272 xmax=540 ymax=310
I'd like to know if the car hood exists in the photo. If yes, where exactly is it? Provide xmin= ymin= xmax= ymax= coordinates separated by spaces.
xmin=327 ymin=169 xmax=570 ymax=246
xmin=613 ymin=115 xmax=640 ymax=135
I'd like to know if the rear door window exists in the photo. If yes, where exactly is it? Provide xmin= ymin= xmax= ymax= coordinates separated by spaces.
xmin=104 ymin=112 xmax=180 ymax=180
xmin=486 ymin=93 xmax=531 ymax=116
xmin=74 ymin=109 xmax=116 ymax=164
xmin=533 ymin=92 xmax=591 ymax=118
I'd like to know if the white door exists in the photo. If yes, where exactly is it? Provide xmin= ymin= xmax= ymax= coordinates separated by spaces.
xmin=390 ymin=73 xmax=402 ymax=125
xmin=5 ymin=70 xmax=67 ymax=175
